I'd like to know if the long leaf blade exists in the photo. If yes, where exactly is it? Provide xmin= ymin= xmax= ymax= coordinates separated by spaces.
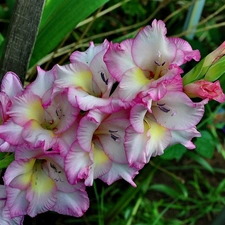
xmin=30 ymin=0 xmax=109 ymax=67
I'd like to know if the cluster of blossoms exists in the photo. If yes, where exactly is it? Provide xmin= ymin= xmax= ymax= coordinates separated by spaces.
xmin=0 ymin=19 xmax=224 ymax=224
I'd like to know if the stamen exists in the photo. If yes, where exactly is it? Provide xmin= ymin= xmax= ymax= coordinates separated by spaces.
xmin=109 ymin=130 xmax=121 ymax=143
xmin=56 ymin=108 xmax=64 ymax=119
xmin=157 ymin=103 xmax=170 ymax=113
xmin=50 ymin=163 xmax=63 ymax=182
xmin=154 ymin=61 xmax=161 ymax=66
xmin=100 ymin=72 xmax=108 ymax=85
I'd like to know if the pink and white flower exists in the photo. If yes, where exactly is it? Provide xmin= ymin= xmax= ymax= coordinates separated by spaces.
xmin=0 ymin=68 xmax=79 ymax=152
xmin=4 ymin=148 xmax=89 ymax=218
xmin=0 ymin=72 xmax=24 ymax=152
xmin=104 ymin=19 xmax=200 ymax=102
xmin=125 ymin=89 xmax=207 ymax=168
xmin=65 ymin=109 xmax=138 ymax=187
xmin=54 ymin=40 xmax=122 ymax=113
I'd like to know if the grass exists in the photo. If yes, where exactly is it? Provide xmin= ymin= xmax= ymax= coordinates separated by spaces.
xmin=1 ymin=0 xmax=225 ymax=224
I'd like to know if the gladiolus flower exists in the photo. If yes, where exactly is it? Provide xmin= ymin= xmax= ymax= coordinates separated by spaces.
xmin=4 ymin=148 xmax=89 ymax=218
xmin=104 ymin=19 xmax=200 ymax=102
xmin=65 ymin=109 xmax=138 ymax=187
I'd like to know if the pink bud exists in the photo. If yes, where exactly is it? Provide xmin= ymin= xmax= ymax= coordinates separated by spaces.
xmin=184 ymin=80 xmax=225 ymax=103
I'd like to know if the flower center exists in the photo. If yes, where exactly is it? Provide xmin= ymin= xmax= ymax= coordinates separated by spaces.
xmin=153 ymin=51 xmax=166 ymax=80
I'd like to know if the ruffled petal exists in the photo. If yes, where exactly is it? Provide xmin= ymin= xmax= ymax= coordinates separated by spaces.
xmin=56 ymin=122 xmax=78 ymax=156
xmin=145 ymin=66 xmax=183 ymax=101
xmin=125 ymin=125 xmax=149 ymax=169
xmin=4 ymin=159 xmax=35 ymax=189
xmin=98 ymin=115 xmax=129 ymax=163
xmin=169 ymin=37 xmax=201 ymax=64
xmin=132 ymin=19 xmax=176 ymax=72
xmin=104 ymin=39 xmax=135 ymax=81
xmin=119 ymin=67 xmax=149 ymax=101
xmin=54 ymin=62 xmax=93 ymax=93
xmin=130 ymin=104 xmax=147 ymax=133
xmin=89 ymin=42 xmax=112 ymax=95
xmin=9 ymin=93 xmax=44 ymax=125
xmin=25 ymin=66 xmax=55 ymax=98
xmin=53 ymin=188 xmax=89 ymax=217
xmin=100 ymin=162 xmax=138 ymax=187
xmin=26 ymin=161 xmax=57 ymax=217
xmin=50 ymin=91 xmax=78 ymax=134
xmin=5 ymin=187 xmax=28 ymax=217
xmin=22 ymin=120 xmax=56 ymax=150
xmin=77 ymin=110 xmax=103 ymax=152
xmin=1 ymin=72 xmax=24 ymax=97
xmin=0 ymin=120 xmax=24 ymax=145
xmin=76 ymin=94 xmax=112 ymax=112
xmin=144 ymin=115 xmax=172 ymax=158
xmin=86 ymin=143 xmax=112 ymax=186
xmin=65 ymin=142 xmax=92 ymax=185
xmin=152 ymin=92 xmax=206 ymax=130
xmin=70 ymin=40 xmax=109 ymax=65
xmin=170 ymin=127 xmax=201 ymax=149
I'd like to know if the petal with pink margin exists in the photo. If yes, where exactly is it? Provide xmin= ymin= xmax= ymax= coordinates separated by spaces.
xmin=0 ymin=120 xmax=24 ymax=145
xmin=1 ymin=72 xmax=24 ymax=97
xmin=65 ymin=142 xmax=92 ymax=185
xmin=53 ymin=188 xmax=89 ymax=217
xmin=169 ymin=37 xmax=201 ymax=64
xmin=77 ymin=110 xmax=103 ymax=152
xmin=144 ymin=115 xmax=172 ymax=158
xmin=54 ymin=62 xmax=93 ymax=93
xmin=119 ymin=67 xmax=149 ymax=101
xmin=26 ymin=161 xmax=57 ymax=217
xmin=152 ymin=92 xmax=207 ymax=130
xmin=125 ymin=125 xmax=149 ymax=169
xmin=9 ymin=93 xmax=44 ymax=125
xmin=104 ymin=39 xmax=135 ymax=82
xmin=22 ymin=120 xmax=56 ymax=151
xmin=170 ymin=127 xmax=201 ymax=149
xmin=5 ymin=187 xmax=28 ymax=217
xmin=25 ymin=66 xmax=55 ymax=98
xmin=70 ymin=40 xmax=109 ymax=66
xmin=132 ymin=19 xmax=176 ymax=72
xmin=100 ymin=162 xmax=138 ymax=187
xmin=4 ymin=159 xmax=35 ymax=190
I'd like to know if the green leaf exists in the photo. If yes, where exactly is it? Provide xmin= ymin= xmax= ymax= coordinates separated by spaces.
xmin=0 ymin=153 xmax=14 ymax=169
xmin=149 ymin=184 xmax=181 ymax=199
xmin=204 ymin=56 xmax=225 ymax=81
xmin=6 ymin=0 xmax=16 ymax=15
xmin=195 ymin=130 xmax=215 ymax=158
xmin=30 ymin=0 xmax=109 ymax=67
xmin=0 ymin=33 xmax=4 ymax=45
xmin=160 ymin=144 xmax=186 ymax=161
xmin=215 ymin=179 xmax=225 ymax=195
xmin=186 ymin=151 xmax=214 ymax=173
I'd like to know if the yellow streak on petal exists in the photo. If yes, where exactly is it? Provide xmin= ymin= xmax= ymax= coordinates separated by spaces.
xmin=26 ymin=100 xmax=44 ymax=123
xmin=31 ymin=161 xmax=55 ymax=196
xmin=147 ymin=119 xmax=167 ymax=141
xmin=19 ymin=159 xmax=36 ymax=186
xmin=72 ymin=70 xmax=93 ymax=93
xmin=133 ymin=67 xmax=150 ymax=85
xmin=93 ymin=143 xmax=110 ymax=166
